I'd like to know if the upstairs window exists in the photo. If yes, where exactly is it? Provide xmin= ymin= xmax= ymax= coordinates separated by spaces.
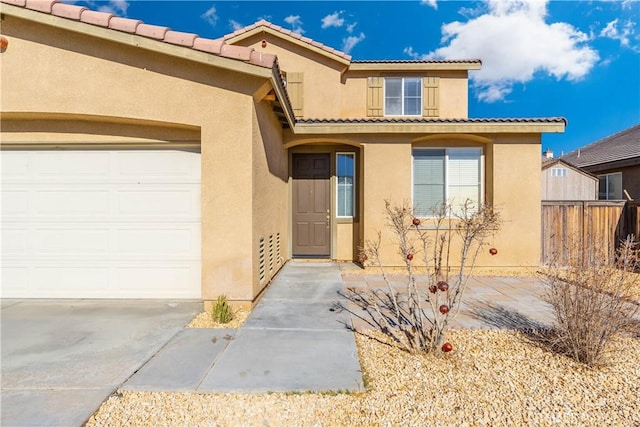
xmin=413 ymin=148 xmax=482 ymax=216
xmin=385 ymin=77 xmax=422 ymax=116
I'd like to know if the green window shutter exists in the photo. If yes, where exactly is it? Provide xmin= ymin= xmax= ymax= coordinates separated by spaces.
xmin=367 ymin=77 xmax=384 ymax=117
xmin=423 ymin=76 xmax=439 ymax=117
xmin=287 ymin=72 xmax=304 ymax=118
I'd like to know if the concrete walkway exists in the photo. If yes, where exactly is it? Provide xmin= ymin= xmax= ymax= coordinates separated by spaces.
xmin=1 ymin=300 xmax=201 ymax=427
xmin=342 ymin=271 xmax=555 ymax=331
xmin=123 ymin=262 xmax=364 ymax=393
xmin=1 ymin=263 xmax=560 ymax=426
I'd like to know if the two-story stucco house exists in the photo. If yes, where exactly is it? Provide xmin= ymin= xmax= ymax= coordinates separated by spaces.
xmin=0 ymin=1 xmax=565 ymax=307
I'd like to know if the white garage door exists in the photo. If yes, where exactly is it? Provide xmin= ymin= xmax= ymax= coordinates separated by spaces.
xmin=1 ymin=148 xmax=201 ymax=299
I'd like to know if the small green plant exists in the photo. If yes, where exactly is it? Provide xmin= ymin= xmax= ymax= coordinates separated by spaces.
xmin=212 ymin=295 xmax=234 ymax=324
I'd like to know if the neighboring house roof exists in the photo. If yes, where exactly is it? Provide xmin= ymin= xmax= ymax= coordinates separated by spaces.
xmin=561 ymin=124 xmax=640 ymax=168
xmin=222 ymin=19 xmax=352 ymax=65
xmin=541 ymin=158 xmax=597 ymax=180
xmin=1 ymin=0 xmax=277 ymax=69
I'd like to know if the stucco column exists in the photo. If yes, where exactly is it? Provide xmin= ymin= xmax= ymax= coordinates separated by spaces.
xmin=201 ymin=108 xmax=254 ymax=304
xmin=362 ymin=142 xmax=412 ymax=265
xmin=491 ymin=137 xmax=542 ymax=268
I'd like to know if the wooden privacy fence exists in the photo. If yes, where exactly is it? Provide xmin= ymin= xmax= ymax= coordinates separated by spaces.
xmin=541 ymin=201 xmax=640 ymax=266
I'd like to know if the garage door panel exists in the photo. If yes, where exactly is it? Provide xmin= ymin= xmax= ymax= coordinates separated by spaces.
xmin=118 ymin=151 xmax=199 ymax=177
xmin=2 ymin=229 xmax=28 ymax=255
xmin=35 ymin=151 xmax=110 ymax=176
xmin=116 ymin=227 xmax=199 ymax=255
xmin=32 ymin=266 xmax=111 ymax=295
xmin=36 ymin=190 xmax=110 ymax=215
xmin=35 ymin=228 xmax=110 ymax=254
xmin=116 ymin=264 xmax=200 ymax=297
xmin=1 ymin=191 xmax=28 ymax=215
xmin=1 ymin=149 xmax=201 ymax=299
xmin=117 ymin=190 xmax=198 ymax=216
xmin=1 ymin=267 xmax=29 ymax=296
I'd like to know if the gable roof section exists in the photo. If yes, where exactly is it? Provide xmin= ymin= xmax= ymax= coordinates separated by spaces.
xmin=541 ymin=158 xmax=597 ymax=180
xmin=222 ymin=20 xmax=352 ymax=66
xmin=1 ymin=0 xmax=298 ymax=128
xmin=562 ymin=124 xmax=640 ymax=168
xmin=1 ymin=0 xmax=276 ymax=69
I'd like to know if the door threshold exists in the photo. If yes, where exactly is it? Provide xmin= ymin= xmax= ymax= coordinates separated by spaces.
xmin=291 ymin=257 xmax=332 ymax=263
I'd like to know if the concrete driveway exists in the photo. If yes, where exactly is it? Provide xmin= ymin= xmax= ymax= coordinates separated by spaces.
xmin=1 ymin=299 xmax=201 ymax=427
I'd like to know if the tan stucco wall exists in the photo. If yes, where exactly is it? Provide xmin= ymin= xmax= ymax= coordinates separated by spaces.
xmin=250 ymin=100 xmax=289 ymax=299
xmin=338 ymin=134 xmax=543 ymax=270
xmin=233 ymin=35 xmax=470 ymax=120
xmin=341 ymin=71 xmax=470 ymax=119
xmin=0 ymin=14 xmax=281 ymax=304
xmin=239 ymin=34 xmax=346 ymax=119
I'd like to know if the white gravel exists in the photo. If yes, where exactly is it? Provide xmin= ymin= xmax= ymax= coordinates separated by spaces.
xmin=87 ymin=329 xmax=640 ymax=426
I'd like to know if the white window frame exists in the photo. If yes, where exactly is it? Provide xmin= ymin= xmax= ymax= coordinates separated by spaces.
xmin=384 ymin=77 xmax=422 ymax=117
xmin=411 ymin=147 xmax=484 ymax=217
xmin=551 ymin=168 xmax=568 ymax=177
xmin=336 ymin=152 xmax=356 ymax=218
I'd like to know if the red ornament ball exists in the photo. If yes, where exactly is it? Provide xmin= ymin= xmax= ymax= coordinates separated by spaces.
xmin=412 ymin=218 xmax=421 ymax=226
xmin=442 ymin=342 xmax=453 ymax=353
xmin=489 ymin=248 xmax=498 ymax=256
xmin=437 ymin=281 xmax=449 ymax=292
xmin=429 ymin=284 xmax=437 ymax=294
xmin=439 ymin=304 xmax=450 ymax=314
xmin=406 ymin=253 xmax=414 ymax=261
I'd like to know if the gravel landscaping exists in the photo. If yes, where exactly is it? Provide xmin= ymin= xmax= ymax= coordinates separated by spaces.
xmin=186 ymin=310 xmax=249 ymax=329
xmin=87 ymin=329 xmax=640 ymax=426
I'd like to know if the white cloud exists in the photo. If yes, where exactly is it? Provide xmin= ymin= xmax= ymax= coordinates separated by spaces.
xmin=229 ymin=19 xmax=244 ymax=31
xmin=97 ymin=0 xmax=128 ymax=16
xmin=342 ymin=32 xmax=365 ymax=54
xmin=346 ymin=22 xmax=357 ymax=33
xmin=421 ymin=0 xmax=438 ymax=10
xmin=420 ymin=0 xmax=599 ymax=102
xmin=284 ymin=15 xmax=305 ymax=34
xmin=403 ymin=46 xmax=420 ymax=59
xmin=201 ymin=4 xmax=218 ymax=27
xmin=600 ymin=19 xmax=637 ymax=49
xmin=321 ymin=11 xmax=345 ymax=29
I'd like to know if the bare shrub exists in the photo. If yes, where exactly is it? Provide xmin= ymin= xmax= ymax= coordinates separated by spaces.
xmin=354 ymin=199 xmax=500 ymax=354
xmin=540 ymin=236 xmax=640 ymax=367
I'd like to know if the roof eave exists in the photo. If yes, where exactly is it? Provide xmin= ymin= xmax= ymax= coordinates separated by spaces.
xmin=4 ymin=3 xmax=274 ymax=80
xmin=224 ymin=26 xmax=352 ymax=67
xmin=291 ymin=121 xmax=566 ymax=135
xmin=348 ymin=62 xmax=482 ymax=72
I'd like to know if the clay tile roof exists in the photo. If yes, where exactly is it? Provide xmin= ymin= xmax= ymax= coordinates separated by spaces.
xmin=221 ymin=20 xmax=352 ymax=62
xmin=51 ymin=2 xmax=86 ymax=20
xmin=296 ymin=117 xmax=568 ymax=125
xmin=109 ymin=16 xmax=141 ymax=33
xmin=352 ymin=59 xmax=483 ymax=64
xmin=561 ymin=124 xmax=640 ymax=168
xmin=80 ymin=9 xmax=112 ymax=27
xmin=2 ymin=0 xmax=277 ymax=70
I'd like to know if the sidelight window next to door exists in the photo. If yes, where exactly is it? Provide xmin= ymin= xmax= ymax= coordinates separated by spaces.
xmin=337 ymin=153 xmax=355 ymax=218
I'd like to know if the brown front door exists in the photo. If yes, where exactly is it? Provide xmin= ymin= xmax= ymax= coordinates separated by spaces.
xmin=292 ymin=153 xmax=331 ymax=257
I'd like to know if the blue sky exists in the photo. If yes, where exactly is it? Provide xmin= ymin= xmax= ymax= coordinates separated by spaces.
xmin=72 ymin=1 xmax=639 ymax=155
